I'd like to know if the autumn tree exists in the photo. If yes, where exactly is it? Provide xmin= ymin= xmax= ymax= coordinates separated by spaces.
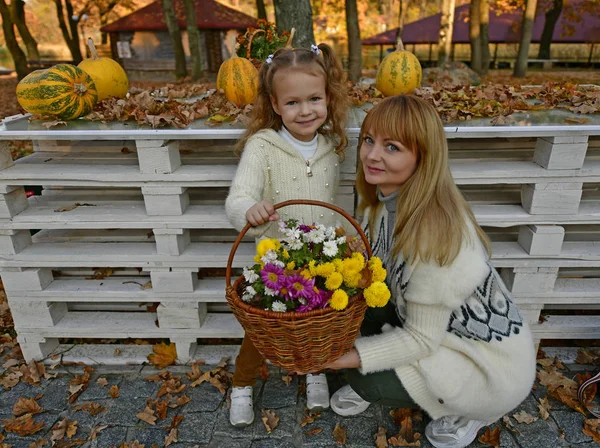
xmin=162 ymin=0 xmax=187 ymax=79
xmin=53 ymin=0 xmax=85 ymax=63
xmin=538 ymin=0 xmax=562 ymax=59
xmin=480 ymin=0 xmax=490 ymax=74
xmin=0 ymin=0 xmax=29 ymax=79
xmin=182 ymin=0 xmax=202 ymax=80
xmin=469 ymin=0 xmax=482 ymax=72
xmin=437 ymin=0 xmax=456 ymax=65
xmin=256 ymin=0 xmax=267 ymax=19
xmin=96 ymin=0 xmax=137 ymax=45
xmin=346 ymin=0 xmax=362 ymax=82
xmin=10 ymin=0 xmax=40 ymax=60
xmin=273 ymin=0 xmax=315 ymax=48
xmin=513 ymin=0 xmax=538 ymax=77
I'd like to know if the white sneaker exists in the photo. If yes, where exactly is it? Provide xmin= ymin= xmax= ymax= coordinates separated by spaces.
xmin=330 ymin=384 xmax=370 ymax=416
xmin=229 ymin=386 xmax=254 ymax=428
xmin=306 ymin=373 xmax=330 ymax=411
xmin=425 ymin=415 xmax=494 ymax=448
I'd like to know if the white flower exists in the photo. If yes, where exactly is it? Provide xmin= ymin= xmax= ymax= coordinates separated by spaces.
xmin=325 ymin=226 xmax=337 ymax=240
xmin=245 ymin=285 xmax=257 ymax=297
xmin=336 ymin=236 xmax=347 ymax=245
xmin=261 ymin=250 xmax=279 ymax=265
xmin=323 ymin=241 xmax=338 ymax=257
xmin=241 ymin=294 xmax=253 ymax=302
xmin=271 ymin=260 xmax=285 ymax=268
xmin=243 ymin=266 xmax=259 ymax=283
xmin=264 ymin=287 xmax=277 ymax=297
xmin=287 ymin=239 xmax=303 ymax=250
xmin=271 ymin=301 xmax=287 ymax=312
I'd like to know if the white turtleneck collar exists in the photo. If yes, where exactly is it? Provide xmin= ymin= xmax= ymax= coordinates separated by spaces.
xmin=278 ymin=126 xmax=318 ymax=160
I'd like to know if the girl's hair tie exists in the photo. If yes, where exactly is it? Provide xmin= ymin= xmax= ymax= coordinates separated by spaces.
xmin=266 ymin=54 xmax=274 ymax=64
xmin=311 ymin=44 xmax=320 ymax=56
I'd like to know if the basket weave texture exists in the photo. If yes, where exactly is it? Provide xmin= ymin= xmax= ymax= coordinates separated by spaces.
xmin=225 ymin=200 xmax=371 ymax=372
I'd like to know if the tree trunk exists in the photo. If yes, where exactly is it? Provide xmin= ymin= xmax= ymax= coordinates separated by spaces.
xmin=345 ymin=0 xmax=362 ymax=82
xmin=513 ymin=0 xmax=538 ymax=77
xmin=256 ymin=0 xmax=267 ymax=20
xmin=480 ymin=0 xmax=490 ymax=74
xmin=398 ymin=0 xmax=408 ymax=38
xmin=274 ymin=0 xmax=315 ymax=48
xmin=10 ymin=0 xmax=40 ymax=60
xmin=538 ymin=0 xmax=562 ymax=59
xmin=437 ymin=0 xmax=455 ymax=66
xmin=0 ymin=0 xmax=29 ymax=80
xmin=54 ymin=0 xmax=83 ymax=63
xmin=182 ymin=0 xmax=202 ymax=80
xmin=162 ymin=0 xmax=187 ymax=79
xmin=469 ymin=0 xmax=482 ymax=73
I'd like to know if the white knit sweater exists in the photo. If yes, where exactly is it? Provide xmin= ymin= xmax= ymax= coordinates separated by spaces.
xmin=225 ymin=129 xmax=341 ymax=238
xmin=354 ymin=207 xmax=537 ymax=421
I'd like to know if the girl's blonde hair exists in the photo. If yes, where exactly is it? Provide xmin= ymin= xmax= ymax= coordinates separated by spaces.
xmin=235 ymin=43 xmax=349 ymax=157
xmin=356 ymin=95 xmax=491 ymax=266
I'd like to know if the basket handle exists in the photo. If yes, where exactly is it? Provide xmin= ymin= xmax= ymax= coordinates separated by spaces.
xmin=225 ymin=199 xmax=372 ymax=288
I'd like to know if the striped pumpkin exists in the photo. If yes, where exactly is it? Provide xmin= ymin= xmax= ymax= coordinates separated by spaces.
xmin=216 ymin=53 xmax=258 ymax=107
xmin=16 ymin=64 xmax=98 ymax=120
xmin=375 ymin=39 xmax=422 ymax=97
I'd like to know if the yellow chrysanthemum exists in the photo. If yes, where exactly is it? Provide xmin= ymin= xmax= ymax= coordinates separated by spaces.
xmin=286 ymin=261 xmax=296 ymax=270
xmin=368 ymin=256 xmax=383 ymax=270
xmin=344 ymin=273 xmax=361 ymax=288
xmin=330 ymin=289 xmax=349 ymax=311
xmin=371 ymin=266 xmax=387 ymax=283
xmin=342 ymin=257 xmax=362 ymax=275
xmin=315 ymin=262 xmax=335 ymax=278
xmin=351 ymin=252 xmax=366 ymax=270
xmin=256 ymin=238 xmax=280 ymax=257
xmin=300 ymin=270 xmax=312 ymax=280
xmin=364 ymin=281 xmax=391 ymax=308
xmin=325 ymin=272 xmax=343 ymax=290
xmin=282 ymin=249 xmax=290 ymax=260
xmin=308 ymin=260 xmax=317 ymax=276
xmin=332 ymin=259 xmax=343 ymax=271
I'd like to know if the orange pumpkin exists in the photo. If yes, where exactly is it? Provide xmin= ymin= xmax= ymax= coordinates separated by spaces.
xmin=375 ymin=38 xmax=422 ymax=96
xmin=216 ymin=39 xmax=259 ymax=107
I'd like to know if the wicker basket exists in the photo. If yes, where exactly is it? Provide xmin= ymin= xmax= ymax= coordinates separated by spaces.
xmin=225 ymin=199 xmax=371 ymax=372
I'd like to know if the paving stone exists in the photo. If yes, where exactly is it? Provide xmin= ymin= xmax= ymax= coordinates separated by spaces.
xmin=466 ymin=422 xmax=521 ymax=448
xmin=552 ymin=410 xmax=593 ymax=444
xmin=78 ymin=374 xmax=122 ymax=401
xmin=212 ymin=404 xmax=255 ymax=440
xmin=177 ymin=411 xmax=218 ymax=444
xmin=182 ymin=381 xmax=224 ymax=413
xmin=261 ymin=375 xmax=298 ymax=409
xmin=90 ymin=425 xmax=128 ymax=448
xmin=0 ymin=380 xmax=47 ymax=415
xmin=206 ymin=438 xmax=248 ymax=448
xmin=3 ymin=411 xmax=61 ymax=442
xmin=299 ymin=407 xmax=339 ymax=447
xmin=251 ymin=438 xmax=296 ymax=448
xmin=511 ymin=416 xmax=562 ymax=448
xmin=127 ymin=428 xmax=168 ymax=446
xmin=342 ymin=415 xmax=379 ymax=447
xmin=97 ymin=397 xmax=148 ymax=427
xmin=531 ymin=383 xmax=572 ymax=412
xmin=253 ymin=405 xmax=296 ymax=440
xmin=37 ymin=377 xmax=69 ymax=412
xmin=115 ymin=378 xmax=157 ymax=400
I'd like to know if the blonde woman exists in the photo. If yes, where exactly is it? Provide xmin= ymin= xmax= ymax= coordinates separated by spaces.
xmin=321 ymin=95 xmax=536 ymax=448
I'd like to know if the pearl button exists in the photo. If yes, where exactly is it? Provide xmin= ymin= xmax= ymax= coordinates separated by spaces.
xmin=267 ymin=166 xmax=271 ymax=170
xmin=324 ymin=167 xmax=327 ymax=171
xmin=325 ymin=183 xmax=329 ymax=187
xmin=293 ymin=176 xmax=297 ymax=180
xmin=334 ymin=163 xmax=338 ymax=167
xmin=276 ymin=191 xmax=280 ymax=194
xmin=319 ymin=214 xmax=324 ymax=218
xmin=260 ymin=144 xmax=264 ymax=148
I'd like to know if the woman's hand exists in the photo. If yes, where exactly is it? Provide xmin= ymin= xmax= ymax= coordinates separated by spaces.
xmin=246 ymin=200 xmax=280 ymax=226
xmin=290 ymin=349 xmax=361 ymax=376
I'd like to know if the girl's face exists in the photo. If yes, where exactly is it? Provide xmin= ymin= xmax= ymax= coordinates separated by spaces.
xmin=360 ymin=129 xmax=418 ymax=196
xmin=270 ymin=68 xmax=328 ymax=142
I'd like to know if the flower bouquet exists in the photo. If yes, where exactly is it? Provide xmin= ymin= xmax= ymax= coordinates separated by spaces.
xmin=225 ymin=200 xmax=391 ymax=372
xmin=235 ymin=20 xmax=293 ymax=68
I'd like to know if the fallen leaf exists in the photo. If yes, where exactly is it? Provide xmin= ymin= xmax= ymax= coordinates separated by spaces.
xmin=259 ymin=361 xmax=269 ymax=381
xmin=167 ymin=395 xmax=190 ymax=409
xmin=96 ymin=378 xmax=108 ymax=387
xmin=583 ymin=419 xmax=600 ymax=443
xmin=538 ymin=396 xmax=551 ymax=420
xmin=141 ymin=281 xmax=152 ymax=290
xmin=86 ymin=268 xmax=112 ymax=280
xmin=478 ymin=427 xmax=500 ymax=448
xmin=136 ymin=405 xmax=157 ymax=425
xmin=2 ymin=358 xmax=21 ymax=369
xmin=54 ymin=203 xmax=96 ymax=213
xmin=88 ymin=425 xmax=108 ymax=441
xmin=53 ymin=438 xmax=86 ymax=448
xmin=512 ymin=410 xmax=538 ymax=424
xmin=29 ymin=438 xmax=47 ymax=448
xmin=109 ymin=385 xmax=120 ymax=399
xmin=164 ymin=429 xmax=177 ymax=447
xmin=0 ymin=371 xmax=23 ymax=389
xmin=155 ymin=400 xmax=168 ymax=420
xmin=281 ymin=375 xmax=292 ymax=386
xmin=374 ymin=426 xmax=388 ymax=448
xmin=41 ymin=120 xmax=67 ymax=129
xmin=167 ymin=415 xmax=184 ymax=430
xmin=51 ymin=418 xmax=78 ymax=442
xmin=114 ymin=348 xmax=122 ymax=357
xmin=13 ymin=397 xmax=44 ymax=417
xmin=300 ymin=409 xmax=321 ymax=427
xmin=261 ymin=409 xmax=279 ymax=433
xmin=190 ymin=370 xmax=211 ymax=388
xmin=387 ymin=434 xmax=420 ymax=446
xmin=72 ymin=402 xmax=106 ymax=416
xmin=305 ymin=427 xmax=323 ymax=436
xmin=564 ymin=117 xmax=589 ymax=124
xmin=502 ymin=415 xmax=520 ymax=435
xmin=3 ymin=414 xmax=45 ymax=436
xmin=333 ymin=423 xmax=346 ymax=445
xmin=147 ymin=343 xmax=177 ymax=370
xmin=576 ymin=349 xmax=600 ymax=365
xmin=537 ymin=369 xmax=578 ymax=390
xmin=186 ymin=362 xmax=203 ymax=382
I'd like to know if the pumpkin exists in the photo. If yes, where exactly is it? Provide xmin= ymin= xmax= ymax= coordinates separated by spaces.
xmin=216 ymin=35 xmax=259 ymax=107
xmin=375 ymin=38 xmax=422 ymax=97
xmin=78 ymin=38 xmax=129 ymax=102
xmin=16 ymin=64 xmax=98 ymax=120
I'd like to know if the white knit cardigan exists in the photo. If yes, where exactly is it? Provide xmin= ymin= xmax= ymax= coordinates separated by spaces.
xmin=225 ymin=129 xmax=341 ymax=238
xmin=354 ymin=207 xmax=537 ymax=421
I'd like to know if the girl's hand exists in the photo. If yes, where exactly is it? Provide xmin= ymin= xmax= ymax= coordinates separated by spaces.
xmin=290 ymin=349 xmax=361 ymax=375
xmin=246 ymin=201 xmax=280 ymax=226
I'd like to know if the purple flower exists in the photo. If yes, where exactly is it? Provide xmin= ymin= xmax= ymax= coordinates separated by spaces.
xmin=298 ymin=224 xmax=313 ymax=233
xmin=286 ymin=274 xmax=315 ymax=299
xmin=260 ymin=263 xmax=285 ymax=290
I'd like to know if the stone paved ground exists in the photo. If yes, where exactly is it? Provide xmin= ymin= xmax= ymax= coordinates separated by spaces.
xmin=1 ymin=360 xmax=599 ymax=448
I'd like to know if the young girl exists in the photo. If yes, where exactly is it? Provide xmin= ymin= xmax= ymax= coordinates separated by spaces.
xmin=225 ymin=43 xmax=349 ymax=427
xmin=320 ymin=95 xmax=537 ymax=448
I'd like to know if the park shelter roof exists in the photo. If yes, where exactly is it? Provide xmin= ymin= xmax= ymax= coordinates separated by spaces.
xmin=362 ymin=2 xmax=600 ymax=45
xmin=101 ymin=0 xmax=256 ymax=33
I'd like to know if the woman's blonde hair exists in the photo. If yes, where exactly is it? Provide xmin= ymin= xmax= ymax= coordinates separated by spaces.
xmin=235 ymin=43 xmax=349 ymax=157
xmin=356 ymin=95 xmax=491 ymax=266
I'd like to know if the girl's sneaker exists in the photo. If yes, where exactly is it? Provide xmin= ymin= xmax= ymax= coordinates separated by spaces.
xmin=330 ymin=384 xmax=371 ymax=416
xmin=229 ymin=386 xmax=254 ymax=427
xmin=425 ymin=415 xmax=495 ymax=448
xmin=306 ymin=373 xmax=330 ymax=411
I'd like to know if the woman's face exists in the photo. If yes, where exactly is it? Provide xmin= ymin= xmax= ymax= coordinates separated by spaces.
xmin=359 ymin=129 xmax=418 ymax=196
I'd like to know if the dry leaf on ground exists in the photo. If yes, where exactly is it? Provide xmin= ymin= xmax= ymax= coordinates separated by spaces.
xmin=164 ymin=429 xmax=178 ymax=447
xmin=51 ymin=418 xmax=78 ymax=442
xmin=88 ymin=425 xmax=108 ymax=441
xmin=186 ymin=362 xmax=203 ymax=381
xmin=147 ymin=342 xmax=177 ymax=369
xmin=167 ymin=415 xmax=184 ymax=430
xmin=136 ymin=406 xmax=157 ymax=425
xmin=538 ymin=397 xmax=551 ymax=420
xmin=512 ymin=410 xmax=538 ymax=424
xmin=388 ymin=435 xmax=420 ymax=446
xmin=261 ymin=409 xmax=279 ymax=433
xmin=96 ymin=378 xmax=108 ymax=387
xmin=13 ymin=397 xmax=44 ymax=417
xmin=3 ymin=414 xmax=45 ymax=436
xmin=373 ymin=426 xmax=388 ymax=448
xmin=333 ymin=423 xmax=347 ymax=445
xmin=583 ymin=419 xmax=600 ymax=443
xmin=72 ymin=402 xmax=106 ymax=416
xmin=29 ymin=438 xmax=47 ymax=448
xmin=54 ymin=203 xmax=96 ymax=213
xmin=281 ymin=375 xmax=292 ymax=385
xmin=0 ymin=371 xmax=23 ymax=389
xmin=155 ymin=400 xmax=168 ymax=420
xmin=502 ymin=415 xmax=520 ymax=435
xmin=109 ymin=385 xmax=120 ymax=399
xmin=259 ymin=362 xmax=269 ymax=381
xmin=300 ymin=409 xmax=321 ymax=427
xmin=478 ymin=427 xmax=500 ymax=448
xmin=305 ymin=427 xmax=323 ymax=436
